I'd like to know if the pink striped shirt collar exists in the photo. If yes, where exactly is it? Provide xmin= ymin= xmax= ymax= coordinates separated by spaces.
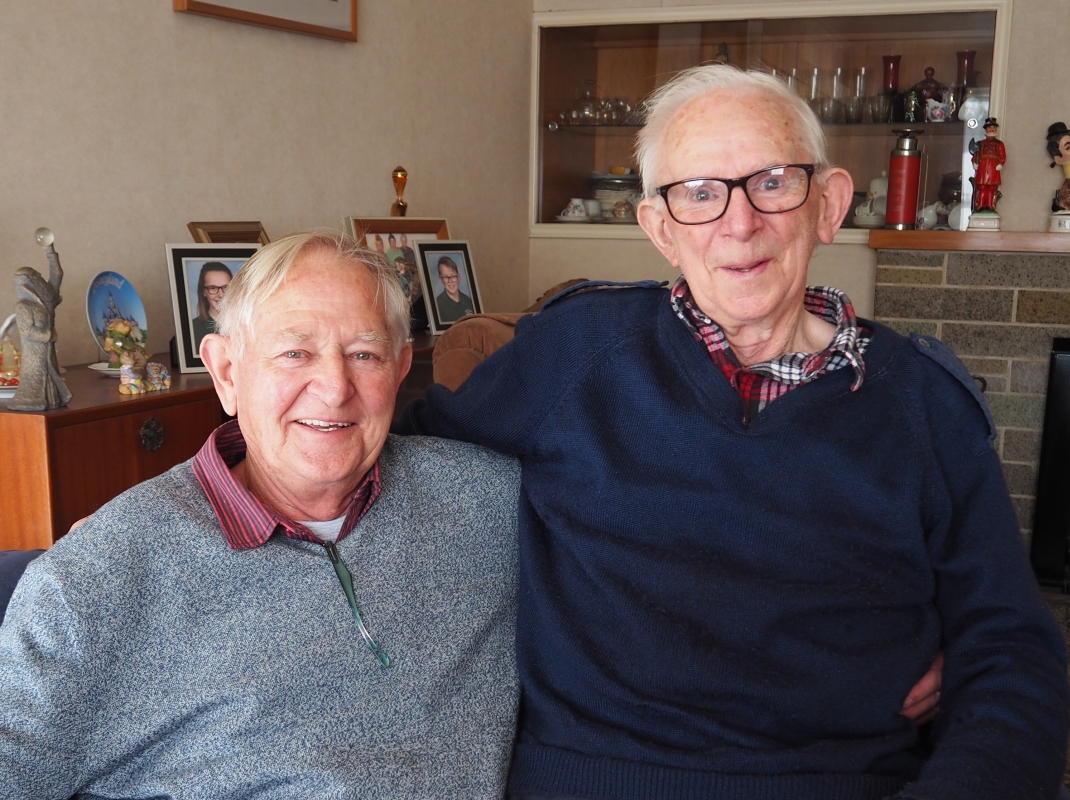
xmin=192 ymin=419 xmax=381 ymax=550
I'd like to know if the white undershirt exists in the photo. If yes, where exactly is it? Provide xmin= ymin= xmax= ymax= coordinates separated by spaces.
xmin=298 ymin=516 xmax=347 ymax=543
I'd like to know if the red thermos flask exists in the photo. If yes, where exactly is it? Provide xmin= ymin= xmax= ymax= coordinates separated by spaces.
xmin=885 ymin=129 xmax=924 ymax=229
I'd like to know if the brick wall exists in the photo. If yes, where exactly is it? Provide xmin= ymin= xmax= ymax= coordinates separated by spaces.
xmin=873 ymin=249 xmax=1070 ymax=542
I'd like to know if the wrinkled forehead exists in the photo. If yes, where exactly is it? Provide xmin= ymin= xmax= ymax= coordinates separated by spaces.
xmin=661 ymin=89 xmax=807 ymax=170
xmin=245 ymin=252 xmax=386 ymax=333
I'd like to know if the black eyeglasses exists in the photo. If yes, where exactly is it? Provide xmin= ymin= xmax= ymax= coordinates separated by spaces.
xmin=656 ymin=164 xmax=816 ymax=225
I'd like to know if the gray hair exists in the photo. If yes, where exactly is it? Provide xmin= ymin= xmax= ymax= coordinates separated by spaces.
xmin=635 ymin=64 xmax=828 ymax=197
xmin=214 ymin=230 xmax=410 ymax=358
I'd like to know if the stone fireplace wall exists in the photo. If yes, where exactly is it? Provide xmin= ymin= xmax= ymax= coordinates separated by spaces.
xmin=873 ymin=249 xmax=1070 ymax=543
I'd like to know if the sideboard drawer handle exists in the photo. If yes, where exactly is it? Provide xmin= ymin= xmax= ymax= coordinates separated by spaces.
xmin=139 ymin=417 xmax=165 ymax=452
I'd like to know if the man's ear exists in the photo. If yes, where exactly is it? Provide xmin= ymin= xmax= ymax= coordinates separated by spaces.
xmin=815 ymin=167 xmax=854 ymax=245
xmin=637 ymin=197 xmax=681 ymax=269
xmin=200 ymin=333 xmax=238 ymax=417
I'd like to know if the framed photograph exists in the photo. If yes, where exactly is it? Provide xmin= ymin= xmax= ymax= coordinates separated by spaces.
xmin=188 ymin=221 xmax=270 ymax=245
xmin=344 ymin=218 xmax=450 ymax=332
xmin=165 ymin=243 xmax=261 ymax=373
xmin=415 ymin=241 xmax=482 ymax=335
xmin=173 ymin=0 xmax=357 ymax=42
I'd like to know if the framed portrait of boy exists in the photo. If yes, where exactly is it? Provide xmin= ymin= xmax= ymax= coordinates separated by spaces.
xmin=415 ymin=241 xmax=481 ymax=335
xmin=165 ymin=243 xmax=261 ymax=373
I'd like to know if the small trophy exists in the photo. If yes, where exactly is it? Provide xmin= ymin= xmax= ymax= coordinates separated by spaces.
xmin=391 ymin=166 xmax=408 ymax=217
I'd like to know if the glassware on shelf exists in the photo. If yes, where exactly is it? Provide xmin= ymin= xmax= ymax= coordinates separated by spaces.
xmin=845 ymin=96 xmax=865 ymax=124
xmin=853 ymin=67 xmax=868 ymax=98
xmin=953 ymin=50 xmax=977 ymax=119
xmin=868 ymin=95 xmax=892 ymax=124
xmin=882 ymin=54 xmax=902 ymax=95
xmin=956 ymin=50 xmax=976 ymax=87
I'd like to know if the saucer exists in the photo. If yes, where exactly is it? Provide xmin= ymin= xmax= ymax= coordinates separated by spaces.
xmin=851 ymin=215 xmax=886 ymax=229
xmin=555 ymin=214 xmax=591 ymax=223
xmin=88 ymin=362 xmax=122 ymax=378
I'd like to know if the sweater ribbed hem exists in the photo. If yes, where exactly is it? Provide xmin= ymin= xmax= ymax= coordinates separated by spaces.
xmin=507 ymin=743 xmax=907 ymax=800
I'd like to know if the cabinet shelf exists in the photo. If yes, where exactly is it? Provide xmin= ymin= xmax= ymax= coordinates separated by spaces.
xmin=533 ymin=5 xmax=1004 ymax=228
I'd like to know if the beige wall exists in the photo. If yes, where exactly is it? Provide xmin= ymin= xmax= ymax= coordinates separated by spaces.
xmin=528 ymin=0 xmax=1070 ymax=312
xmin=0 ymin=1 xmax=532 ymax=366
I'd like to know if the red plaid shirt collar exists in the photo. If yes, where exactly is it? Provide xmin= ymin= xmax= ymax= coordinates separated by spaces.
xmin=669 ymin=277 xmax=870 ymax=422
xmin=191 ymin=419 xmax=382 ymax=550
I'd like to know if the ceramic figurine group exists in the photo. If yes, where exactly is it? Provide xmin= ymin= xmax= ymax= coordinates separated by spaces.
xmin=100 ymin=294 xmax=170 ymax=394
xmin=118 ymin=351 xmax=171 ymax=395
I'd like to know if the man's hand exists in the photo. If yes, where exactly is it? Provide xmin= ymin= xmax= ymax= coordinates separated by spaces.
xmin=901 ymin=651 xmax=943 ymax=725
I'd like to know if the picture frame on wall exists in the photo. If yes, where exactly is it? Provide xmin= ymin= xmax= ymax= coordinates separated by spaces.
xmin=173 ymin=0 xmax=358 ymax=42
xmin=344 ymin=217 xmax=451 ymax=332
xmin=415 ymin=241 xmax=481 ymax=335
xmin=165 ymin=243 xmax=261 ymax=373
xmin=187 ymin=220 xmax=270 ymax=245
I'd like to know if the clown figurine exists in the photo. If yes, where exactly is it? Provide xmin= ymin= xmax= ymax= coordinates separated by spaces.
xmin=1047 ymin=122 xmax=1070 ymax=218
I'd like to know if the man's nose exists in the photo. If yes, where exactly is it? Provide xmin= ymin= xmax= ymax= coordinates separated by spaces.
xmin=719 ymin=184 xmax=762 ymax=236
xmin=309 ymin=351 xmax=355 ymax=406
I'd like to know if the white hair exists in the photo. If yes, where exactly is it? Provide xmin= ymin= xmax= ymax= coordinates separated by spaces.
xmin=635 ymin=64 xmax=829 ymax=197
xmin=214 ymin=230 xmax=410 ymax=358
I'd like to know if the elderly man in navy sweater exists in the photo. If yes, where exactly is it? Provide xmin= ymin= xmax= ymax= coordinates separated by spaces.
xmin=401 ymin=65 xmax=1069 ymax=800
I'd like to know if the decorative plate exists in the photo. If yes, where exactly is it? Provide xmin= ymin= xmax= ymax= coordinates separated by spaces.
xmin=86 ymin=271 xmax=148 ymax=355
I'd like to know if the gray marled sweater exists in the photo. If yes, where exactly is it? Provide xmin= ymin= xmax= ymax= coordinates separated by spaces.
xmin=0 ymin=435 xmax=520 ymax=800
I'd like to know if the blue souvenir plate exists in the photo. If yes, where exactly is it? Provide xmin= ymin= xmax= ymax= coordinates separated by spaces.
xmin=86 ymin=271 xmax=148 ymax=363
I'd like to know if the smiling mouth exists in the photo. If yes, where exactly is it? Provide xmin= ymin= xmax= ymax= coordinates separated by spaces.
xmin=723 ymin=260 xmax=767 ymax=274
xmin=297 ymin=419 xmax=354 ymax=432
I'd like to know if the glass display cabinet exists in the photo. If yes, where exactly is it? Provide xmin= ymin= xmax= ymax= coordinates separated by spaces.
xmin=531 ymin=3 xmax=1010 ymax=239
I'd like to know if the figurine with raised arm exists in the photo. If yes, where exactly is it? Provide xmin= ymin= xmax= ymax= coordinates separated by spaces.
xmin=1046 ymin=122 xmax=1070 ymax=215
xmin=9 ymin=228 xmax=71 ymax=411
xmin=968 ymin=117 xmax=1006 ymax=219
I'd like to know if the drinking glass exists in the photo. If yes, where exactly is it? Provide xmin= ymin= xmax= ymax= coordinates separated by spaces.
xmin=868 ymin=95 xmax=891 ymax=124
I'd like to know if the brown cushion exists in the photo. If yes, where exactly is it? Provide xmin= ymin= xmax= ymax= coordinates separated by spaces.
xmin=432 ymin=313 xmax=525 ymax=391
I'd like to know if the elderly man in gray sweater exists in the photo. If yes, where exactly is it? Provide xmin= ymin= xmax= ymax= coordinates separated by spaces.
xmin=0 ymin=231 xmax=521 ymax=799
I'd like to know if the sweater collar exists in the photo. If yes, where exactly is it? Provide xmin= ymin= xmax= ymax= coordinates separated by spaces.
xmin=191 ymin=419 xmax=381 ymax=550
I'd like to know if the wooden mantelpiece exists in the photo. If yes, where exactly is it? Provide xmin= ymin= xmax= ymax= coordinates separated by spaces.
xmin=868 ymin=230 xmax=1070 ymax=253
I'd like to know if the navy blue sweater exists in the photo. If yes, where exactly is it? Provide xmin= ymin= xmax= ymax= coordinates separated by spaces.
xmin=400 ymin=284 xmax=1068 ymax=800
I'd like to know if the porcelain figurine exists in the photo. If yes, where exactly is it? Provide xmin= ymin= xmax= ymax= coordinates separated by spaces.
xmin=9 ymin=229 xmax=71 ymax=411
xmin=852 ymin=171 xmax=889 ymax=228
xmin=117 ymin=347 xmax=147 ymax=395
xmin=968 ymin=117 xmax=1006 ymax=227
xmin=144 ymin=361 xmax=172 ymax=392
xmin=1046 ymin=122 xmax=1070 ymax=215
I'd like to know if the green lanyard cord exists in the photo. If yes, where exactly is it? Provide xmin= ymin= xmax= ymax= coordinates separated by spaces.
xmin=322 ymin=540 xmax=391 ymax=669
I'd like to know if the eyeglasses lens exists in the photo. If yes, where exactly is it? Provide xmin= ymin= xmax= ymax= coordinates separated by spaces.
xmin=665 ymin=166 xmax=811 ymax=224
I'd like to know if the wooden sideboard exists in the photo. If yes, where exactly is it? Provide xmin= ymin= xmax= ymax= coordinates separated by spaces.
xmin=0 ymin=366 xmax=223 ymax=550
